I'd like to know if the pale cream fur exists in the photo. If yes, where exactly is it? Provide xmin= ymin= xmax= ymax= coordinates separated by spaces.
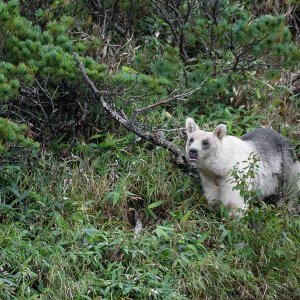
xmin=185 ymin=118 xmax=285 ymax=212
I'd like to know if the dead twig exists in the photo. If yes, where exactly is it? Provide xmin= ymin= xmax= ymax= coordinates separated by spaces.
xmin=129 ymin=77 xmax=209 ymax=124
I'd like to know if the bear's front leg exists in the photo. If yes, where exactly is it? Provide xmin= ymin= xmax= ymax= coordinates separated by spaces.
xmin=219 ymin=181 xmax=247 ymax=211
xmin=199 ymin=174 xmax=220 ymax=207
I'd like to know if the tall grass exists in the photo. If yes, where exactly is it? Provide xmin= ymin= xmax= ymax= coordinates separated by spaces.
xmin=0 ymin=139 xmax=299 ymax=299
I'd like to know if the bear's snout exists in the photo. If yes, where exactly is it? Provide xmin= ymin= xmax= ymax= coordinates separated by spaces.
xmin=188 ymin=148 xmax=198 ymax=160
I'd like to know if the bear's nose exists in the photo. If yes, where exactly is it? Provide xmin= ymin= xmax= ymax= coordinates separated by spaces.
xmin=188 ymin=148 xmax=198 ymax=160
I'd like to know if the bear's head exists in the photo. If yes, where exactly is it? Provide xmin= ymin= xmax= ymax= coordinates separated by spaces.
xmin=185 ymin=118 xmax=227 ymax=164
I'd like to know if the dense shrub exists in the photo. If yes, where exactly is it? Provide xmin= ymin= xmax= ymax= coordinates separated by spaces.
xmin=0 ymin=0 xmax=299 ymax=142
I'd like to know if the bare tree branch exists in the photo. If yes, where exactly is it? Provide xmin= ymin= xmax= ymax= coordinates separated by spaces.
xmin=131 ymin=77 xmax=208 ymax=122
xmin=153 ymin=0 xmax=192 ymax=61
xmin=74 ymin=53 xmax=197 ymax=171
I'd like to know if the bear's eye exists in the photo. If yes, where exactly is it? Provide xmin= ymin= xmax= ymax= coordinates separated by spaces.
xmin=202 ymin=139 xmax=209 ymax=147
xmin=189 ymin=137 xmax=194 ymax=144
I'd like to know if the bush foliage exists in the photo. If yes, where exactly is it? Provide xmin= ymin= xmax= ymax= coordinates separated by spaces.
xmin=1 ymin=0 xmax=299 ymax=140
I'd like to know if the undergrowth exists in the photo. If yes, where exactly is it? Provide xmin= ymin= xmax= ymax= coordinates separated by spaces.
xmin=0 ymin=128 xmax=299 ymax=299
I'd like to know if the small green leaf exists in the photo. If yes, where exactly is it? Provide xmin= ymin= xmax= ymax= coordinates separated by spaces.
xmin=148 ymin=200 xmax=164 ymax=209
xmin=113 ymin=191 xmax=121 ymax=206
xmin=256 ymin=88 xmax=261 ymax=99
xmin=181 ymin=210 xmax=191 ymax=224
xmin=121 ymin=66 xmax=138 ymax=74
xmin=89 ymin=134 xmax=103 ymax=140
xmin=198 ymin=231 xmax=209 ymax=243
xmin=224 ymin=108 xmax=233 ymax=120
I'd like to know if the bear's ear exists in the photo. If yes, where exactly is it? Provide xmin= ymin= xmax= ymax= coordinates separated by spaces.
xmin=213 ymin=124 xmax=227 ymax=140
xmin=186 ymin=118 xmax=199 ymax=135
